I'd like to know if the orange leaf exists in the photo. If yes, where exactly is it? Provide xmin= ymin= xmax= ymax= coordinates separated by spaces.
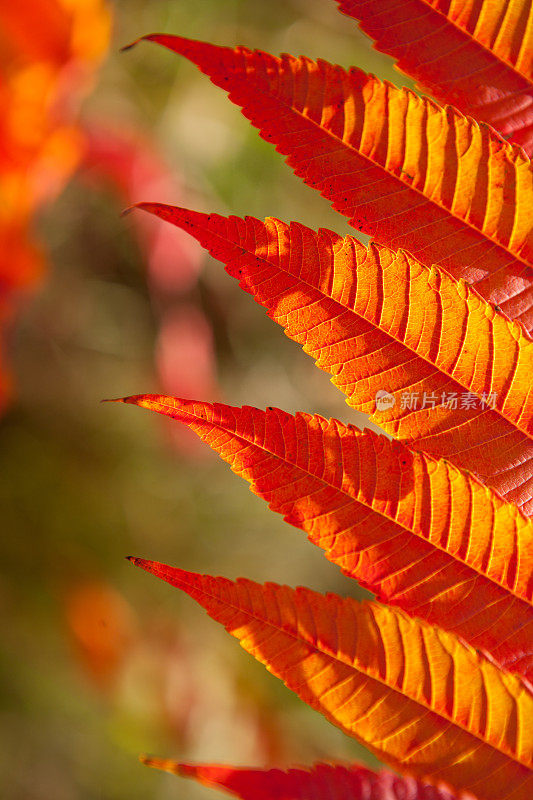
xmin=141 ymin=757 xmax=460 ymax=799
xmin=65 ymin=580 xmax=136 ymax=689
xmin=132 ymin=204 xmax=533 ymax=516
xmin=129 ymin=35 xmax=533 ymax=332
xmin=0 ymin=0 xmax=111 ymax=68
xmin=120 ymin=396 xmax=533 ymax=686
xmin=335 ymin=0 xmax=533 ymax=155
xmin=130 ymin=559 xmax=533 ymax=800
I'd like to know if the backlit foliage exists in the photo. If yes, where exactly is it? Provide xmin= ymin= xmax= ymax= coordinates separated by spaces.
xmin=120 ymin=3 xmax=533 ymax=799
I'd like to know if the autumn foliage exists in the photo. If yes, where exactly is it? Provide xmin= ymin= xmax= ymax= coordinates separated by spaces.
xmin=0 ymin=0 xmax=110 ymax=408
xmin=119 ymin=3 xmax=533 ymax=799
xmin=1 ymin=2 xmax=220 ymax=445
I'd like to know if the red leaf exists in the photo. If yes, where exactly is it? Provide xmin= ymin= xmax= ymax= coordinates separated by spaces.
xmin=120 ymin=395 xmax=533 ymax=686
xmin=130 ymin=204 xmax=533 ymax=516
xmin=129 ymin=559 xmax=533 ymax=800
xmin=335 ymin=0 xmax=533 ymax=155
xmin=129 ymin=34 xmax=533 ymax=331
xmin=142 ymin=757 xmax=461 ymax=799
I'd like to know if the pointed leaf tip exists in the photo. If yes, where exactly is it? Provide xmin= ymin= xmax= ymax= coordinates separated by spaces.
xmin=121 ymin=202 xmax=165 ymax=218
xmin=101 ymin=395 xmax=160 ymax=408
xmin=120 ymin=34 xmax=166 ymax=53
xmin=127 ymin=556 xmax=162 ymax=575
xmin=127 ymin=556 xmax=150 ymax=569
xmin=137 ymin=33 xmax=214 ymax=60
xmin=132 ymin=201 xmax=209 ymax=231
xmin=125 ymin=558 xmax=201 ymax=593
xmin=119 ymin=38 xmax=141 ymax=53
xmin=140 ymin=755 xmax=184 ymax=775
xmin=121 ymin=33 xmax=213 ymax=66
xmin=111 ymin=394 xmax=159 ymax=408
xmin=132 ymin=569 xmax=533 ymax=798
xmin=131 ymin=201 xmax=158 ymax=214
xmin=112 ymin=393 xmax=213 ymax=419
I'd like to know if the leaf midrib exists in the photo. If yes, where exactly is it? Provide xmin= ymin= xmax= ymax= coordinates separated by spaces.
xmin=196 ymin=41 xmax=533 ymax=281
xmin=172 ymin=568 xmax=531 ymax=770
xmin=416 ymin=0 xmax=533 ymax=86
xmin=151 ymin=397 xmax=532 ymax=607
xmin=192 ymin=216 xmax=533 ymax=439
xmin=348 ymin=0 xmax=533 ymax=89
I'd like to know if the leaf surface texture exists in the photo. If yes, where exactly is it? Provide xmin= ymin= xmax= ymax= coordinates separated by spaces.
xmin=141 ymin=757 xmax=460 ymax=799
xmin=138 ymin=34 xmax=533 ymax=331
xmin=134 ymin=203 xmax=533 ymax=516
xmin=122 ymin=395 xmax=533 ymax=685
xmin=335 ymin=0 xmax=533 ymax=155
xmin=130 ymin=558 xmax=533 ymax=800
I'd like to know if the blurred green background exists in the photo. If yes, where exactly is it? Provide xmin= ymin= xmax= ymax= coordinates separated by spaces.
xmin=1 ymin=2 xmax=415 ymax=797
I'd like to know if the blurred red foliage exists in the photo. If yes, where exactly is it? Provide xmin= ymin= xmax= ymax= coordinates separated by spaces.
xmin=0 ymin=0 xmax=111 ymax=408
